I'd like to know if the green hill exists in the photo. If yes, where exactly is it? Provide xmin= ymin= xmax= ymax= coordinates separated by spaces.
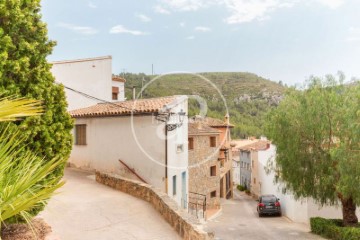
xmin=120 ymin=72 xmax=287 ymax=138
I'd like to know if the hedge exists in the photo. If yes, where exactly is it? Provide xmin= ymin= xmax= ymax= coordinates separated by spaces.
xmin=310 ymin=217 xmax=360 ymax=240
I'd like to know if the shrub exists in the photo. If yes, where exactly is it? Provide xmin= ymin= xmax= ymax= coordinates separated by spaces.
xmin=237 ymin=185 xmax=246 ymax=191
xmin=310 ymin=217 xmax=360 ymax=240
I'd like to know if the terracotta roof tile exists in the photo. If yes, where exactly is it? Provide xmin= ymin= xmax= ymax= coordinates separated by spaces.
xmin=189 ymin=116 xmax=235 ymax=128
xmin=112 ymin=76 xmax=126 ymax=83
xmin=237 ymin=140 xmax=271 ymax=151
xmin=188 ymin=122 xmax=221 ymax=135
xmin=70 ymin=96 xmax=176 ymax=118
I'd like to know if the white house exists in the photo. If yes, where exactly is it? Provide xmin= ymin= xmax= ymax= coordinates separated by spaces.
xmin=258 ymin=143 xmax=360 ymax=225
xmin=68 ymin=95 xmax=189 ymax=208
xmin=51 ymin=56 xmax=125 ymax=111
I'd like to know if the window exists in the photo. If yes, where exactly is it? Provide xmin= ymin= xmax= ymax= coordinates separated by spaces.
xmin=112 ymin=86 xmax=119 ymax=100
xmin=188 ymin=137 xmax=194 ymax=150
xmin=210 ymin=166 xmax=216 ymax=176
xmin=177 ymin=144 xmax=184 ymax=153
xmin=210 ymin=136 xmax=216 ymax=147
xmin=211 ymin=191 xmax=216 ymax=198
xmin=75 ymin=124 xmax=86 ymax=145
xmin=173 ymin=175 xmax=177 ymax=196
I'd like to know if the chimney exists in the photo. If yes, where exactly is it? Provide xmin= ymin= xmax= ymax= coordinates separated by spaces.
xmin=224 ymin=113 xmax=230 ymax=125
xmin=132 ymin=86 xmax=136 ymax=100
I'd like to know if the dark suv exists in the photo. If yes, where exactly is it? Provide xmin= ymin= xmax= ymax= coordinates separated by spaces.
xmin=257 ymin=194 xmax=281 ymax=217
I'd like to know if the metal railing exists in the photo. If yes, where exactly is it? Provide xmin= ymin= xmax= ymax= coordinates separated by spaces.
xmin=183 ymin=192 xmax=207 ymax=219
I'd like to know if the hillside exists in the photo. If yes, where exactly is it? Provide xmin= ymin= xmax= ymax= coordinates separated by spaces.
xmin=120 ymin=72 xmax=287 ymax=138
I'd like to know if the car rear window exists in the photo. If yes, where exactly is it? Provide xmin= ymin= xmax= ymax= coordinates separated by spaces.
xmin=262 ymin=197 xmax=276 ymax=203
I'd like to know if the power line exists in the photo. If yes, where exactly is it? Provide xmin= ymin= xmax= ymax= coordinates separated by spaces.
xmin=55 ymin=82 xmax=137 ymax=112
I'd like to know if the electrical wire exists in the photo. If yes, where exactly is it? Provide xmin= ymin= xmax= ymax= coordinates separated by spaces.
xmin=55 ymin=82 xmax=138 ymax=112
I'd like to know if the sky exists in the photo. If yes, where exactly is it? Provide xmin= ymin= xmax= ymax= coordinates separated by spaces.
xmin=41 ymin=0 xmax=360 ymax=85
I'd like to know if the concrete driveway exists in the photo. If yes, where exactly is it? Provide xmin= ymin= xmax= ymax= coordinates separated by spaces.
xmin=204 ymin=190 xmax=324 ymax=240
xmin=40 ymin=168 xmax=180 ymax=240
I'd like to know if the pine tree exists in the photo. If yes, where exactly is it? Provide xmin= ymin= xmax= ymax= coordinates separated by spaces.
xmin=0 ymin=0 xmax=73 ymax=216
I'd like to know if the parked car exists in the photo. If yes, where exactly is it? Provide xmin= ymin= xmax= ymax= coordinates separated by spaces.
xmin=257 ymin=194 xmax=281 ymax=217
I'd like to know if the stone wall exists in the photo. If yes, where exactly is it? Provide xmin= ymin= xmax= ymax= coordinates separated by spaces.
xmin=189 ymin=134 xmax=221 ymax=210
xmin=96 ymin=172 xmax=214 ymax=240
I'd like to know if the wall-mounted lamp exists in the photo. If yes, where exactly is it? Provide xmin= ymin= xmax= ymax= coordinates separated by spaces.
xmin=167 ymin=109 xmax=186 ymax=131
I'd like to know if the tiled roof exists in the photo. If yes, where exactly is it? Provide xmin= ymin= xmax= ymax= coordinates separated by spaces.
xmin=237 ymin=140 xmax=271 ymax=151
xmin=188 ymin=122 xmax=221 ymax=135
xmin=189 ymin=116 xmax=235 ymax=128
xmin=70 ymin=96 xmax=176 ymax=118
xmin=112 ymin=76 xmax=126 ymax=83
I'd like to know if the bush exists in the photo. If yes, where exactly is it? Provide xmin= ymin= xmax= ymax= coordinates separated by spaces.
xmin=237 ymin=185 xmax=246 ymax=191
xmin=310 ymin=217 xmax=360 ymax=240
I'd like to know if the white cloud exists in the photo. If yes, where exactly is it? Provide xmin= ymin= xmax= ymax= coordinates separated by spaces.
xmin=88 ymin=1 xmax=97 ymax=9
xmin=58 ymin=22 xmax=98 ymax=35
xmin=180 ymin=21 xmax=186 ymax=27
xmin=222 ymin=0 xmax=296 ymax=24
xmin=315 ymin=0 xmax=344 ymax=9
xmin=195 ymin=26 xmax=212 ymax=32
xmin=154 ymin=5 xmax=171 ymax=14
xmin=109 ymin=25 xmax=148 ymax=35
xmin=186 ymin=35 xmax=195 ymax=40
xmin=135 ymin=13 xmax=152 ymax=22
xmin=156 ymin=0 xmax=344 ymax=25
xmin=347 ymin=27 xmax=360 ymax=42
xmin=159 ymin=0 xmax=211 ymax=11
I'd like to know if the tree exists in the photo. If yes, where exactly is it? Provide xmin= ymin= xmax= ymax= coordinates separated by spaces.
xmin=265 ymin=74 xmax=360 ymax=226
xmin=0 ymin=1 xmax=73 ymax=216
xmin=0 ymin=97 xmax=65 ymax=237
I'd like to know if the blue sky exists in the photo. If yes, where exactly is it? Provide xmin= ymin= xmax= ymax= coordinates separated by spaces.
xmin=41 ymin=0 xmax=360 ymax=85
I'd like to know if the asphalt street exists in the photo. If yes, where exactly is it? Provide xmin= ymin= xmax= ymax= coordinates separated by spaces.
xmin=205 ymin=190 xmax=324 ymax=240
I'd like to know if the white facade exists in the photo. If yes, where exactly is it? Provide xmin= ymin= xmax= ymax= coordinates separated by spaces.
xmin=51 ymin=56 xmax=125 ymax=111
xmin=258 ymin=144 xmax=360 ymax=224
xmin=232 ymin=159 xmax=241 ymax=186
xmin=69 ymin=96 xmax=189 ymax=208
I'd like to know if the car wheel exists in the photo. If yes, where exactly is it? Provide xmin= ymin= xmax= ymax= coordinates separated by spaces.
xmin=258 ymin=212 xmax=262 ymax=217
xmin=278 ymin=212 xmax=282 ymax=217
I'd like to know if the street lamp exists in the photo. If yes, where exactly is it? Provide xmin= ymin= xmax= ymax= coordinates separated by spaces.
xmin=166 ymin=109 xmax=186 ymax=131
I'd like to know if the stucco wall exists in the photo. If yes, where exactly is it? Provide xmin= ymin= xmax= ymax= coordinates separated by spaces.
xmin=258 ymin=144 xmax=360 ymax=224
xmin=51 ymin=56 xmax=113 ymax=111
xmin=240 ymin=150 xmax=251 ymax=188
xmin=70 ymin=115 xmax=166 ymax=191
xmin=166 ymin=99 xmax=189 ymax=208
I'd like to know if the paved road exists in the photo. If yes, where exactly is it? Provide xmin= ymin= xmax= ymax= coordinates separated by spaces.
xmin=40 ymin=168 xmax=180 ymax=240
xmin=205 ymin=190 xmax=324 ymax=240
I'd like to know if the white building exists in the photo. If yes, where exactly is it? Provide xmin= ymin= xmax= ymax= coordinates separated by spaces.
xmin=68 ymin=95 xmax=189 ymax=208
xmin=51 ymin=56 xmax=125 ymax=111
xmin=258 ymin=143 xmax=360 ymax=225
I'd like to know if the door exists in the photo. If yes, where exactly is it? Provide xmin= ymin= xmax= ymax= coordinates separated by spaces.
xmin=220 ymin=177 xmax=224 ymax=198
xmin=182 ymin=171 xmax=187 ymax=209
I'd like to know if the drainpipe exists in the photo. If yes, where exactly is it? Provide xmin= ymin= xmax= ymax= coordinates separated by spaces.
xmin=165 ymin=124 xmax=168 ymax=193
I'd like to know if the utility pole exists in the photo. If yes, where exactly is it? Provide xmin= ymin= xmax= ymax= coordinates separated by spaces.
xmin=152 ymin=64 xmax=154 ymax=76
xmin=121 ymin=68 xmax=127 ymax=77
xmin=141 ymin=77 xmax=145 ymax=98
